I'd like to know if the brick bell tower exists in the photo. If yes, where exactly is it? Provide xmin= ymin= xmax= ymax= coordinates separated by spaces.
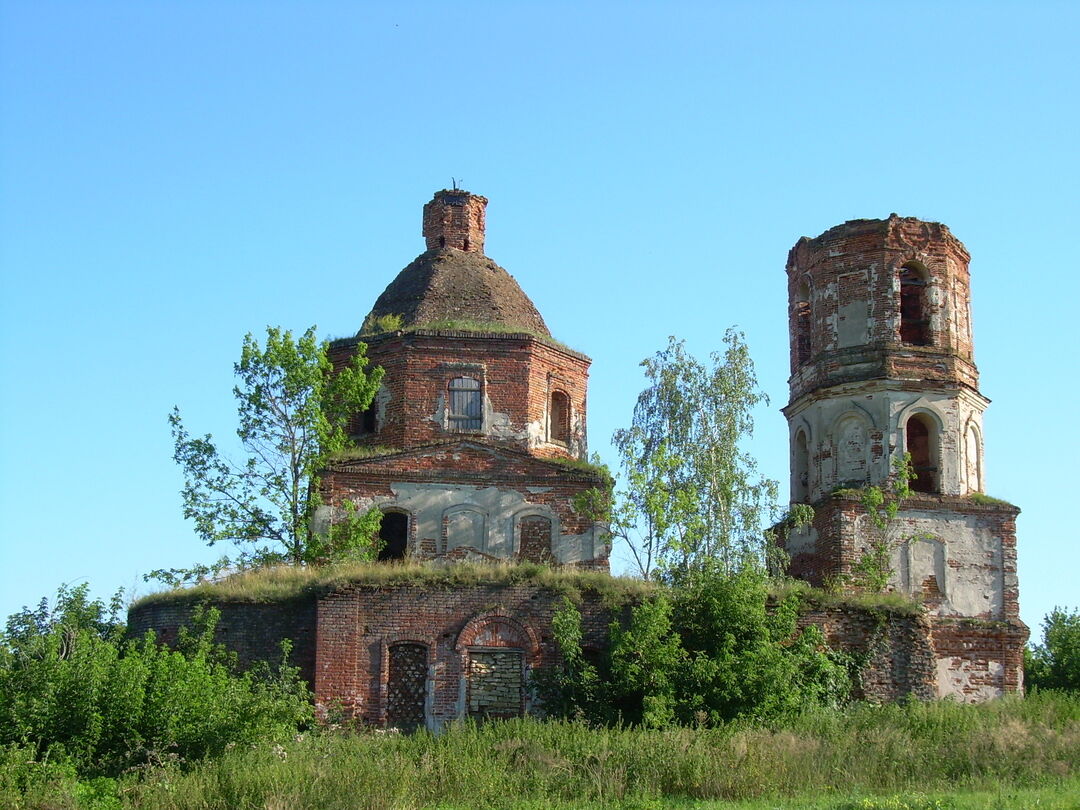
xmin=781 ymin=216 xmax=1027 ymax=700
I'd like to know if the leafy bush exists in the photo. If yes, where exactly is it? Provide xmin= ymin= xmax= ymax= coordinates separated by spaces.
xmin=0 ymin=585 xmax=312 ymax=777
xmin=1026 ymin=607 xmax=1080 ymax=692
xmin=542 ymin=563 xmax=851 ymax=727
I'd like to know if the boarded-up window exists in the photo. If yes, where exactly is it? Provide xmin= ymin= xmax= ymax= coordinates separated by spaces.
xmin=446 ymin=508 xmax=486 ymax=552
xmin=900 ymin=266 xmax=930 ymax=345
xmin=448 ymin=377 xmax=482 ymax=432
xmin=518 ymin=516 xmax=553 ymax=563
xmin=387 ymin=643 xmax=427 ymax=732
xmin=468 ymin=649 xmax=524 ymax=719
xmin=549 ymin=391 xmax=570 ymax=444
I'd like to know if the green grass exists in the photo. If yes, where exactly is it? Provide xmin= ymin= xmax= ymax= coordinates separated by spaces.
xmin=769 ymin=579 xmax=924 ymax=617
xmin=6 ymin=693 xmax=1076 ymax=808
xmin=132 ymin=560 xmax=655 ymax=610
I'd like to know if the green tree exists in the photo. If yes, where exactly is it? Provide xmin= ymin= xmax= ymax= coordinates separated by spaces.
xmin=1026 ymin=607 xmax=1080 ymax=692
xmin=163 ymin=326 xmax=384 ymax=580
xmin=611 ymin=331 xmax=777 ymax=578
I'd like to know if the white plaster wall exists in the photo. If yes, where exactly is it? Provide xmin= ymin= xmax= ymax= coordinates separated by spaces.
xmin=787 ymin=385 xmax=987 ymax=503
xmin=882 ymin=509 xmax=1004 ymax=618
xmin=318 ymin=482 xmax=601 ymax=564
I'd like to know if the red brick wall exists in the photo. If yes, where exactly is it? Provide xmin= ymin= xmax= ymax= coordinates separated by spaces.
xmin=330 ymin=332 xmax=590 ymax=459
xmin=423 ymin=190 xmax=487 ymax=253
xmin=786 ymin=216 xmax=977 ymax=400
xmin=315 ymin=583 xmax=616 ymax=728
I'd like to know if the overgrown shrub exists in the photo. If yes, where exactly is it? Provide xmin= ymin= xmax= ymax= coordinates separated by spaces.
xmin=542 ymin=563 xmax=851 ymax=727
xmin=0 ymin=585 xmax=312 ymax=778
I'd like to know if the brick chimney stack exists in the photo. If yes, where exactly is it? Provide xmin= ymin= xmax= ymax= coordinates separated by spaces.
xmin=423 ymin=189 xmax=487 ymax=253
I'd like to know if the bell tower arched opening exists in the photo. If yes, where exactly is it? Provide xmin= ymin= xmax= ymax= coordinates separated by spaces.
xmin=899 ymin=264 xmax=930 ymax=346
xmin=905 ymin=413 xmax=939 ymax=494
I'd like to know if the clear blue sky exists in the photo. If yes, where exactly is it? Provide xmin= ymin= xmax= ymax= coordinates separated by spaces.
xmin=1 ymin=1 xmax=1076 ymax=637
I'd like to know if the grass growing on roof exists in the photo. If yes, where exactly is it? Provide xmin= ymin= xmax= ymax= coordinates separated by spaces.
xmin=132 ymin=560 xmax=655 ymax=610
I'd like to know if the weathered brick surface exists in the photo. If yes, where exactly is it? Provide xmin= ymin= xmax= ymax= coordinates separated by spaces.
xmin=314 ymin=583 xmax=616 ymax=729
xmin=331 ymin=331 xmax=590 ymax=458
xmin=797 ymin=606 xmax=937 ymax=702
xmin=786 ymin=215 xmax=976 ymax=399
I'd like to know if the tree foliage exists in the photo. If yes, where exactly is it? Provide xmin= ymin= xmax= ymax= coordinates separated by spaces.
xmin=1026 ymin=607 xmax=1080 ymax=692
xmin=611 ymin=331 xmax=778 ymax=578
xmin=0 ymin=585 xmax=312 ymax=777
xmin=162 ymin=326 xmax=384 ymax=581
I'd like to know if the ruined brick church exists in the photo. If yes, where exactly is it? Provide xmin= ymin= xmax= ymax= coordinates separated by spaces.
xmin=131 ymin=191 xmax=1026 ymax=727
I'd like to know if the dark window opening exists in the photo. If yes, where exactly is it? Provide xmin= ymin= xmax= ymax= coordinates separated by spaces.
xmin=357 ymin=404 xmax=377 ymax=435
xmin=906 ymin=415 xmax=937 ymax=494
xmin=439 ymin=235 xmax=446 ymax=248
xmin=549 ymin=390 xmax=570 ymax=444
xmin=795 ymin=300 xmax=812 ymax=365
xmin=794 ymin=430 xmax=809 ymax=501
xmin=448 ymin=377 xmax=482 ymax=432
xmin=899 ymin=266 xmax=930 ymax=345
xmin=378 ymin=511 xmax=408 ymax=561
xmin=463 ymin=238 xmax=470 ymax=250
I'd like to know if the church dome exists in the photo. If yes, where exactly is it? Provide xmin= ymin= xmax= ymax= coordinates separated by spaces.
xmin=361 ymin=190 xmax=550 ymax=337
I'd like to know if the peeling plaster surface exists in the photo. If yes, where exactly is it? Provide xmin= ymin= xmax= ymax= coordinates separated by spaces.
xmin=787 ymin=385 xmax=987 ymax=503
xmin=323 ymin=482 xmax=598 ymax=563
xmin=936 ymin=657 xmax=1004 ymax=701
xmin=884 ymin=509 xmax=1004 ymax=618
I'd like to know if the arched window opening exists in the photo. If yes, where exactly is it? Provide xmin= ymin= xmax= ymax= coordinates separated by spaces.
xmin=378 ymin=511 xmax=409 ymax=561
xmin=549 ymin=390 xmax=570 ymax=445
xmin=794 ymin=279 xmax=812 ymax=366
xmin=448 ymin=377 xmax=482 ymax=432
xmin=899 ymin=265 xmax=930 ymax=346
xmin=793 ymin=430 xmax=810 ymax=502
xmin=964 ymin=424 xmax=983 ymax=494
xmin=905 ymin=414 xmax=938 ymax=494
xmin=795 ymin=301 xmax=812 ymax=365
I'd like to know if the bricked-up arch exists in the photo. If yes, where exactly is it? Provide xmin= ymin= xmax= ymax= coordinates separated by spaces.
xmin=833 ymin=412 xmax=871 ymax=488
xmin=549 ymin=390 xmax=570 ymax=445
xmin=444 ymin=505 xmax=487 ymax=553
xmin=905 ymin=413 xmax=940 ymax=494
xmin=455 ymin=613 xmax=541 ymax=720
xmin=448 ymin=376 xmax=482 ymax=432
xmin=517 ymin=515 xmax=553 ymax=563
xmin=899 ymin=263 xmax=930 ymax=346
xmin=378 ymin=510 xmax=409 ymax=561
xmin=386 ymin=642 xmax=428 ymax=731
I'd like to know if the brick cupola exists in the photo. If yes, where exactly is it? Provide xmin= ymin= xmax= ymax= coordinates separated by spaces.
xmin=423 ymin=189 xmax=487 ymax=253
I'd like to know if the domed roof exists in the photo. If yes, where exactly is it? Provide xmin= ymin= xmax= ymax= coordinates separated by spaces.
xmin=361 ymin=190 xmax=550 ymax=337
xmin=362 ymin=248 xmax=550 ymax=336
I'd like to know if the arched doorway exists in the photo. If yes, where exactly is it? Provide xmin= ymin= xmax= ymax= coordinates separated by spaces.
xmin=378 ymin=511 xmax=408 ymax=561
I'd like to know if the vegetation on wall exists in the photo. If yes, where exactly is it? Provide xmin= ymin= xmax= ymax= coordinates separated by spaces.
xmin=539 ymin=562 xmax=852 ymax=728
xmin=156 ymin=326 xmax=385 ymax=585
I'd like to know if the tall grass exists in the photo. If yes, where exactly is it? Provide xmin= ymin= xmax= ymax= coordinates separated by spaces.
xmin=7 ymin=692 xmax=1075 ymax=809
